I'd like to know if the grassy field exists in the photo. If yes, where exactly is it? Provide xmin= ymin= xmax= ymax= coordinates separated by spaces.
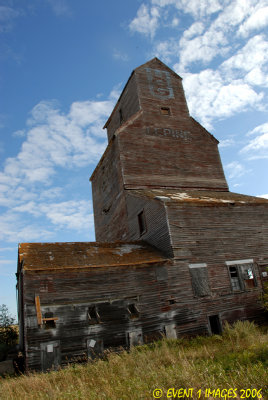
xmin=0 ymin=321 xmax=267 ymax=400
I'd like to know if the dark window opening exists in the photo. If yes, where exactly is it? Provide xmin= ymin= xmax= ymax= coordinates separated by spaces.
xmin=229 ymin=266 xmax=242 ymax=291
xmin=138 ymin=210 xmax=146 ymax=236
xmin=168 ymin=298 xmax=176 ymax=305
xmin=119 ymin=108 xmax=123 ymax=124
xmin=43 ymin=312 xmax=56 ymax=329
xmin=88 ymin=305 xmax=101 ymax=324
xmin=127 ymin=303 xmax=139 ymax=319
xmin=209 ymin=315 xmax=222 ymax=335
xmin=160 ymin=107 xmax=171 ymax=115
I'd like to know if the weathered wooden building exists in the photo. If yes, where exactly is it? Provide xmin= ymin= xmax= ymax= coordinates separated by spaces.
xmin=17 ymin=58 xmax=268 ymax=372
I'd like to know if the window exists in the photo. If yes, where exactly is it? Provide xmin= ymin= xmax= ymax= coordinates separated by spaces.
xmin=127 ymin=303 xmax=139 ymax=319
xmin=226 ymin=259 xmax=257 ymax=292
xmin=138 ymin=210 xmax=146 ymax=236
xmin=43 ymin=312 xmax=56 ymax=329
xmin=119 ymin=108 xmax=123 ymax=124
xmin=160 ymin=107 xmax=171 ymax=115
xmin=229 ymin=266 xmax=241 ymax=291
xmin=88 ymin=305 xmax=101 ymax=324
xmin=189 ymin=263 xmax=210 ymax=297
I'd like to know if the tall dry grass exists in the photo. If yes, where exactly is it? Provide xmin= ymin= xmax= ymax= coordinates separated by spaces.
xmin=0 ymin=321 xmax=267 ymax=400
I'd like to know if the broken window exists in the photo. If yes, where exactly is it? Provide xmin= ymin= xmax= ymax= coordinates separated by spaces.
xmin=138 ymin=210 xmax=146 ymax=236
xmin=189 ymin=263 xmax=210 ymax=297
xmin=229 ymin=266 xmax=242 ymax=291
xmin=43 ymin=312 xmax=56 ymax=329
xmin=160 ymin=107 xmax=171 ymax=115
xmin=241 ymin=264 xmax=256 ymax=289
xmin=88 ymin=305 xmax=101 ymax=324
xmin=127 ymin=303 xmax=139 ymax=319
xmin=226 ymin=260 xmax=257 ymax=291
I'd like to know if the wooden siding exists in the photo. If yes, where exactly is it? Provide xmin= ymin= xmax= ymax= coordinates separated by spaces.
xmin=91 ymin=139 xmax=129 ymax=242
xmin=167 ymin=202 xmax=268 ymax=264
xmin=21 ymin=254 xmax=265 ymax=371
xmin=105 ymin=73 xmax=140 ymax=142
xmin=117 ymin=58 xmax=228 ymax=191
xmin=125 ymin=192 xmax=173 ymax=257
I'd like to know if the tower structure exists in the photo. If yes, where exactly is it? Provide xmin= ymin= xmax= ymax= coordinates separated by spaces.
xmin=91 ymin=58 xmax=228 ymax=243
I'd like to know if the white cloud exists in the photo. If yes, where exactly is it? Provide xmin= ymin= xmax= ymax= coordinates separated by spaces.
xmin=0 ymin=247 xmax=15 ymax=252
xmin=0 ymin=91 xmax=115 ymax=243
xmin=178 ymin=28 xmax=228 ymax=70
xmin=211 ymin=0 xmax=261 ymax=33
xmin=154 ymin=39 xmax=179 ymax=63
xmin=112 ymin=49 xmax=129 ymax=62
xmin=224 ymin=161 xmax=250 ymax=180
xmin=12 ymin=129 xmax=25 ymax=137
xmin=180 ymin=69 xmax=263 ymax=128
xmin=40 ymin=200 xmax=93 ymax=231
xmin=13 ymin=199 xmax=93 ymax=232
xmin=151 ymin=0 xmax=223 ymax=18
xmin=183 ymin=22 xmax=205 ymax=39
xmin=221 ymin=35 xmax=268 ymax=78
xmin=0 ymin=210 xmax=53 ymax=243
xmin=45 ymin=0 xmax=71 ymax=17
xmin=240 ymin=133 xmax=268 ymax=159
xmin=218 ymin=138 xmax=235 ymax=148
xmin=2 ymin=96 xmax=113 ymax=186
xmin=241 ymin=122 xmax=268 ymax=159
xmin=0 ymin=6 xmax=20 ymax=32
xmin=129 ymin=4 xmax=160 ymax=38
xmin=246 ymin=122 xmax=268 ymax=136
xmin=258 ymin=194 xmax=268 ymax=199
xmin=238 ymin=5 xmax=268 ymax=37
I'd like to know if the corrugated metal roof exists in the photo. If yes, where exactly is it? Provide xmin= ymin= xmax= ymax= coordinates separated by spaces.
xmin=18 ymin=241 xmax=167 ymax=271
xmin=130 ymin=189 xmax=268 ymax=206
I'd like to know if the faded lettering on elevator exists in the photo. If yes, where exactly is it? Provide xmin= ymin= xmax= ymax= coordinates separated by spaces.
xmin=146 ymin=127 xmax=191 ymax=141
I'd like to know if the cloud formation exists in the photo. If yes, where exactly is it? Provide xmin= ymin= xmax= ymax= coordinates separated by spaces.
xmin=129 ymin=0 xmax=268 ymax=129
xmin=0 ymin=91 xmax=115 ymax=243
xmin=240 ymin=122 xmax=268 ymax=159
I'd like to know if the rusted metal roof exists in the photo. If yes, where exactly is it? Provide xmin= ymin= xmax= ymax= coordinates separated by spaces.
xmin=130 ymin=189 xmax=268 ymax=206
xmin=18 ymin=241 xmax=167 ymax=272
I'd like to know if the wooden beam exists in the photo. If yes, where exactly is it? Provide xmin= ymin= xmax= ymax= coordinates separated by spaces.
xmin=42 ymin=317 xmax=58 ymax=321
xmin=35 ymin=295 xmax=42 ymax=326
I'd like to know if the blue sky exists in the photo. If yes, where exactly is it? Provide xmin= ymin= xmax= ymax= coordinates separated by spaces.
xmin=1 ymin=0 xmax=268 ymax=318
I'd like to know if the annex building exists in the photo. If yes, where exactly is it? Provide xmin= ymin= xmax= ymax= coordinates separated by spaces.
xmin=17 ymin=58 xmax=268 ymax=372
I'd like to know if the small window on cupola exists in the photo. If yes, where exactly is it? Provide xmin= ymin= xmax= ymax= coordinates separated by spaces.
xmin=160 ymin=107 xmax=171 ymax=115
xmin=119 ymin=108 xmax=124 ymax=124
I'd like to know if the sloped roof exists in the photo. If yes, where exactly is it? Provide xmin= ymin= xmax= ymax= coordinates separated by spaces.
xmin=103 ymin=57 xmax=182 ymax=129
xmin=129 ymin=189 xmax=268 ymax=206
xmin=18 ymin=241 xmax=167 ymax=272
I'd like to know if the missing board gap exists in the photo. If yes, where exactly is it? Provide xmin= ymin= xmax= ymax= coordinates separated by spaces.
xmin=160 ymin=107 xmax=171 ymax=116
xmin=138 ymin=210 xmax=146 ymax=236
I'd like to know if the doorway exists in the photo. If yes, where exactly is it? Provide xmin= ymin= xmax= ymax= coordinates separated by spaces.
xmin=209 ymin=315 xmax=222 ymax=335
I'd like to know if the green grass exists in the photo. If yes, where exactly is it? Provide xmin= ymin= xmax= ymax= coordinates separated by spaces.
xmin=0 ymin=321 xmax=267 ymax=400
